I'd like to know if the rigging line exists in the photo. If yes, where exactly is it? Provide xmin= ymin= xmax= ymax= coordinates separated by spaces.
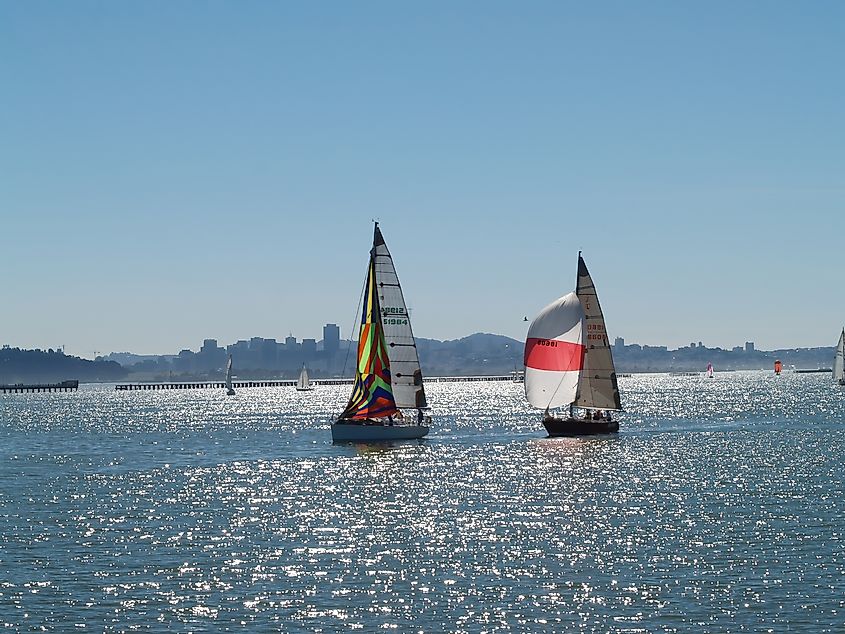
xmin=340 ymin=254 xmax=371 ymax=381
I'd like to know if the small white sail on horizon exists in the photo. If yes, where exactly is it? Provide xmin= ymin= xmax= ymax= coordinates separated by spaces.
xmin=225 ymin=355 xmax=235 ymax=396
xmin=834 ymin=329 xmax=845 ymax=386
xmin=296 ymin=364 xmax=314 ymax=391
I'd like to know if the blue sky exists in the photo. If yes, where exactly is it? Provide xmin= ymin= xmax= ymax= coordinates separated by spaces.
xmin=2 ymin=1 xmax=843 ymax=356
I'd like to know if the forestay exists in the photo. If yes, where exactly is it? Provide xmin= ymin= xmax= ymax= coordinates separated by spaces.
xmin=523 ymin=292 xmax=586 ymax=409
xmin=573 ymin=255 xmax=622 ymax=411
xmin=372 ymin=224 xmax=428 ymax=409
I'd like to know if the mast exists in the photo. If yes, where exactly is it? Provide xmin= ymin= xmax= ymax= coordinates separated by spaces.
xmin=572 ymin=253 xmax=622 ymax=410
xmin=371 ymin=222 xmax=428 ymax=409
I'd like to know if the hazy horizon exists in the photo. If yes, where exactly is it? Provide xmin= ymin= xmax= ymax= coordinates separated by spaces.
xmin=3 ymin=3 xmax=844 ymax=356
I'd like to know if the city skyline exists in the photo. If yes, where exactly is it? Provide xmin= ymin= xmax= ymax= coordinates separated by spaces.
xmin=3 ymin=3 xmax=844 ymax=355
xmin=96 ymin=325 xmax=831 ymax=364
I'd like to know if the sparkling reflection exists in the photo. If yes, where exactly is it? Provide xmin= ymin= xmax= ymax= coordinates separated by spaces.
xmin=0 ymin=373 xmax=843 ymax=630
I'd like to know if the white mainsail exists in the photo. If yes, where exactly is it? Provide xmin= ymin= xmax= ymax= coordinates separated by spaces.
xmin=371 ymin=224 xmax=427 ymax=409
xmin=523 ymin=292 xmax=586 ymax=410
xmin=297 ymin=365 xmax=312 ymax=390
xmin=225 ymin=355 xmax=234 ymax=393
xmin=834 ymin=329 xmax=845 ymax=384
xmin=572 ymin=255 xmax=622 ymax=411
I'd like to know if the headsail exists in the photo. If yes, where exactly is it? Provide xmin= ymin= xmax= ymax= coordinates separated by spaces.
xmin=340 ymin=255 xmax=399 ymax=420
xmin=572 ymin=254 xmax=621 ymax=411
xmin=523 ymin=292 xmax=585 ymax=409
xmin=372 ymin=223 xmax=428 ymax=409
xmin=834 ymin=329 xmax=845 ymax=383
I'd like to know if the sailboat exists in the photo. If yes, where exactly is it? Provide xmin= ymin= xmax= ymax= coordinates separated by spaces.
xmin=706 ymin=362 xmax=714 ymax=379
xmin=834 ymin=329 xmax=845 ymax=386
xmin=331 ymin=223 xmax=430 ymax=442
xmin=523 ymin=252 xmax=621 ymax=436
xmin=225 ymin=355 xmax=235 ymax=396
xmin=296 ymin=364 xmax=314 ymax=391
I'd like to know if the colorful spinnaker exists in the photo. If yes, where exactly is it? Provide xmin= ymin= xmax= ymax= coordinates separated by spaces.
xmin=339 ymin=257 xmax=399 ymax=420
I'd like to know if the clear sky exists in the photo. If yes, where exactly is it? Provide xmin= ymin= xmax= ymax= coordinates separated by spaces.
xmin=2 ymin=1 xmax=843 ymax=356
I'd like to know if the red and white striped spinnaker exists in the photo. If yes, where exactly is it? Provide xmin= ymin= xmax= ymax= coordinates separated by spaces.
xmin=523 ymin=292 xmax=586 ymax=410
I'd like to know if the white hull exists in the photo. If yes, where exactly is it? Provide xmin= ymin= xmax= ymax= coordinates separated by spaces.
xmin=226 ymin=389 xmax=235 ymax=396
xmin=331 ymin=422 xmax=429 ymax=442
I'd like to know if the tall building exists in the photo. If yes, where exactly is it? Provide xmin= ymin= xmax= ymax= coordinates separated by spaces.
xmin=197 ymin=339 xmax=225 ymax=370
xmin=261 ymin=339 xmax=278 ymax=368
xmin=614 ymin=337 xmax=625 ymax=348
xmin=323 ymin=323 xmax=340 ymax=354
xmin=745 ymin=341 xmax=755 ymax=353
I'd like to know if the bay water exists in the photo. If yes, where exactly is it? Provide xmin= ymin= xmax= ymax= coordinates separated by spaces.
xmin=1 ymin=372 xmax=843 ymax=632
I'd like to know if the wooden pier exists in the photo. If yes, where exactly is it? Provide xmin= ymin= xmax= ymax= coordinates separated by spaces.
xmin=116 ymin=379 xmax=297 ymax=391
xmin=114 ymin=375 xmax=523 ymax=391
xmin=1 ymin=380 xmax=79 ymax=394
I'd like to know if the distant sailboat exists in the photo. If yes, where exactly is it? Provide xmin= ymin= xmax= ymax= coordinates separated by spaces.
xmin=706 ymin=362 xmax=714 ymax=379
xmin=225 ymin=355 xmax=235 ymax=396
xmin=834 ymin=329 xmax=845 ymax=386
xmin=331 ymin=223 xmax=430 ymax=442
xmin=524 ymin=252 xmax=621 ymax=436
xmin=296 ymin=364 xmax=314 ymax=391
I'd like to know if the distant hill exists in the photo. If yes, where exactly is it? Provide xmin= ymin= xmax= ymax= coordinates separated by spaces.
xmin=417 ymin=333 xmax=523 ymax=376
xmin=101 ymin=352 xmax=178 ymax=367
xmin=0 ymin=348 xmax=127 ymax=384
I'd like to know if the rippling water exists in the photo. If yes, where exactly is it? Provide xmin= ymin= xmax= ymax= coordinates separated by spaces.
xmin=1 ymin=372 xmax=843 ymax=632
